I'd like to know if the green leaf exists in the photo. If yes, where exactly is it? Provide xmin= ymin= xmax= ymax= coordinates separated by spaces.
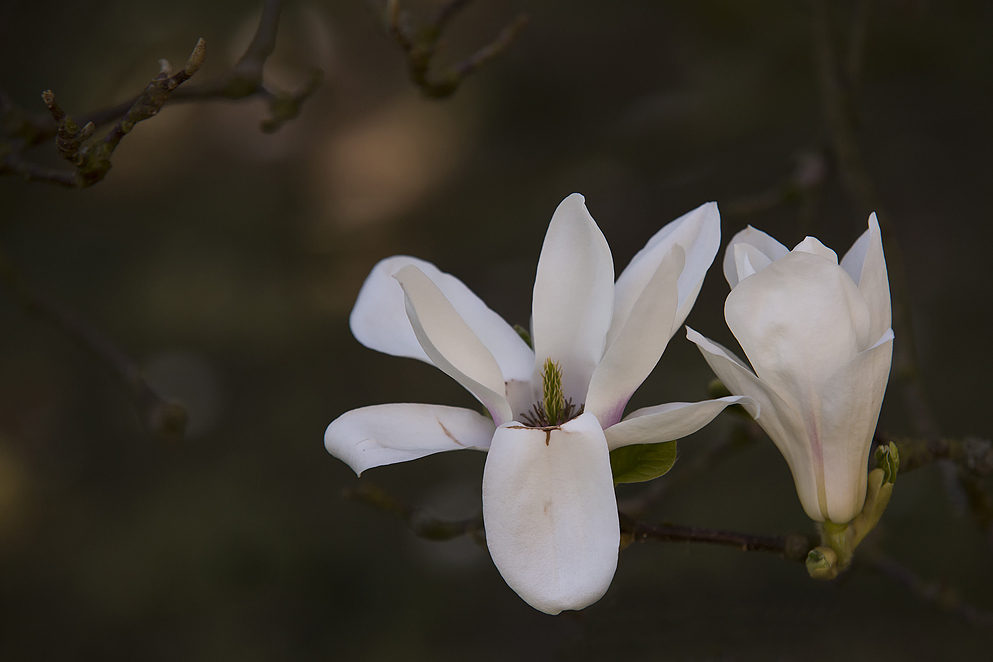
xmin=513 ymin=324 xmax=532 ymax=349
xmin=609 ymin=441 xmax=677 ymax=484
xmin=874 ymin=441 xmax=900 ymax=484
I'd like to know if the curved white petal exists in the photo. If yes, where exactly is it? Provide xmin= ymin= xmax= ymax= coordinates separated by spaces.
xmin=394 ymin=265 xmax=514 ymax=425
xmin=610 ymin=201 xmax=720 ymax=347
xmin=723 ymin=225 xmax=789 ymax=289
xmin=532 ymin=194 xmax=615 ymax=404
xmin=819 ymin=330 xmax=894 ymax=523
xmin=325 ymin=404 xmax=495 ymax=475
xmin=349 ymin=255 xmax=534 ymax=380
xmin=839 ymin=224 xmax=870 ymax=284
xmin=840 ymin=213 xmax=891 ymax=343
xmin=586 ymin=246 xmax=684 ymax=427
xmin=792 ymin=236 xmax=838 ymax=263
xmin=482 ymin=412 xmax=619 ymax=614
xmin=686 ymin=327 xmax=825 ymax=521
xmin=604 ymin=395 xmax=757 ymax=451
xmin=724 ymin=252 xmax=872 ymax=398
xmin=733 ymin=242 xmax=773 ymax=284
xmin=504 ymin=379 xmax=534 ymax=425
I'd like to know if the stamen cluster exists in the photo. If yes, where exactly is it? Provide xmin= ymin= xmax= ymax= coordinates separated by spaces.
xmin=520 ymin=358 xmax=584 ymax=427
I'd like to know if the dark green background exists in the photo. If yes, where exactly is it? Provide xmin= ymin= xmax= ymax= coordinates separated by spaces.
xmin=1 ymin=0 xmax=991 ymax=659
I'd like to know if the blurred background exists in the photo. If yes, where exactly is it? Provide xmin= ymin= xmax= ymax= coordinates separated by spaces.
xmin=1 ymin=0 xmax=992 ymax=659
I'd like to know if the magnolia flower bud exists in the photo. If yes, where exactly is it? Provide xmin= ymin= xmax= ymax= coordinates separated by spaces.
xmin=688 ymin=214 xmax=893 ymax=525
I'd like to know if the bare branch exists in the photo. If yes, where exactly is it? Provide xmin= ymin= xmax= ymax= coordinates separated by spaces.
xmin=344 ymin=481 xmax=818 ymax=562
xmin=260 ymin=68 xmax=325 ymax=134
xmin=34 ymin=38 xmax=205 ymax=188
xmin=0 ymin=246 xmax=187 ymax=439
xmin=0 ymin=151 xmax=76 ymax=187
xmin=619 ymin=513 xmax=816 ymax=562
xmin=1 ymin=0 xmax=322 ymax=187
xmin=387 ymin=0 xmax=528 ymax=99
xmin=888 ymin=435 xmax=993 ymax=476
xmin=865 ymin=553 xmax=993 ymax=629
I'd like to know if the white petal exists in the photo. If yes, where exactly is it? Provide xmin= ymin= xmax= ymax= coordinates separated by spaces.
xmin=532 ymin=194 xmax=615 ymax=404
xmin=792 ymin=236 xmax=839 ymax=263
xmin=349 ymin=255 xmax=534 ymax=381
xmin=723 ymin=225 xmax=789 ymax=289
xmin=686 ymin=327 xmax=825 ymax=521
xmin=733 ymin=242 xmax=773 ymax=284
xmin=724 ymin=251 xmax=872 ymax=396
xmin=839 ymin=226 xmax=869 ymax=284
xmin=325 ymin=404 xmax=495 ymax=475
xmin=394 ymin=265 xmax=513 ymax=425
xmin=819 ymin=330 xmax=894 ymax=523
xmin=586 ymin=246 xmax=684 ymax=428
xmin=482 ymin=412 xmax=619 ymax=614
xmin=840 ymin=213 xmax=891 ymax=343
xmin=604 ymin=395 xmax=758 ymax=450
xmin=610 ymin=201 xmax=720 ymax=347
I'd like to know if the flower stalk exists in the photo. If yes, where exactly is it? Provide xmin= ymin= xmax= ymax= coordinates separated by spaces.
xmin=807 ymin=442 xmax=900 ymax=579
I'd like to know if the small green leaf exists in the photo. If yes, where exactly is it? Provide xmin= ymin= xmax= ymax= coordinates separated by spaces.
xmin=609 ymin=441 xmax=677 ymax=484
xmin=874 ymin=441 xmax=900 ymax=484
xmin=513 ymin=324 xmax=532 ymax=348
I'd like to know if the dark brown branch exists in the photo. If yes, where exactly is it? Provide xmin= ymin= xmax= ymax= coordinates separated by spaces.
xmin=387 ymin=0 xmax=528 ymax=99
xmin=865 ymin=553 xmax=993 ymax=629
xmin=0 ymin=247 xmax=187 ymax=439
xmin=345 ymin=481 xmax=817 ymax=562
xmin=1 ymin=0 xmax=322 ymax=186
xmin=888 ymin=435 xmax=993 ymax=476
xmin=37 ymin=40 xmax=206 ymax=188
xmin=0 ymin=151 xmax=76 ymax=186
xmin=619 ymin=513 xmax=816 ymax=562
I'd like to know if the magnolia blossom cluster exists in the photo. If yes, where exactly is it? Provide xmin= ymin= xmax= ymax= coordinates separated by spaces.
xmin=325 ymin=194 xmax=893 ymax=614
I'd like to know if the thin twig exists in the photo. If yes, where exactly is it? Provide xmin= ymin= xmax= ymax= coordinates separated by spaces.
xmin=0 ymin=247 xmax=187 ymax=439
xmin=887 ymin=435 xmax=993 ymax=476
xmin=865 ymin=553 xmax=993 ymax=629
xmin=387 ymin=0 xmax=528 ymax=98
xmin=345 ymin=481 xmax=817 ymax=562
xmin=37 ymin=40 xmax=206 ymax=188
xmin=1 ymin=0 xmax=322 ymax=186
xmin=619 ymin=513 xmax=816 ymax=562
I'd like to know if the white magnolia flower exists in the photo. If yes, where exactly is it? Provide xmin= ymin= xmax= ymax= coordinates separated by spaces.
xmin=687 ymin=214 xmax=893 ymax=525
xmin=326 ymin=194 xmax=753 ymax=614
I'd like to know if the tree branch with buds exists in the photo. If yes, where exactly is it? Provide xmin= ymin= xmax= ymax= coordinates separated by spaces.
xmin=386 ymin=0 xmax=528 ymax=98
xmin=0 ymin=0 xmax=322 ymax=188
